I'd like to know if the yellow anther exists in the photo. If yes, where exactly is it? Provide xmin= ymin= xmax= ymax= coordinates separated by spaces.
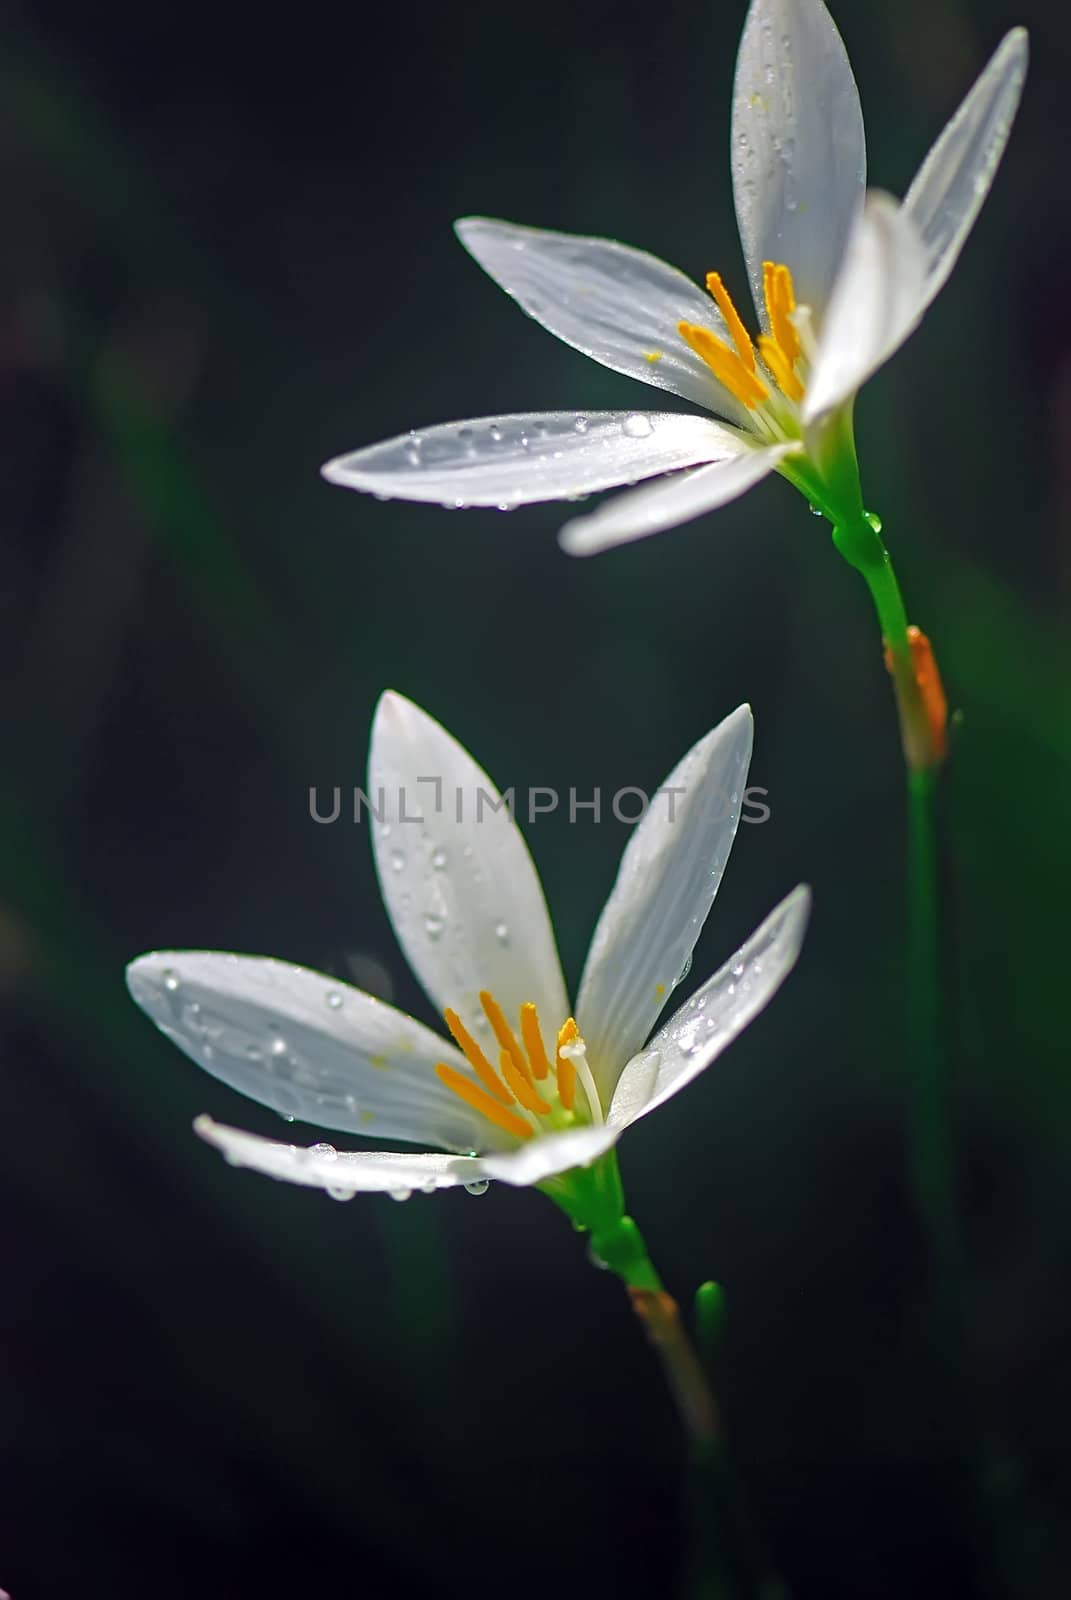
xmin=677 ymin=322 xmax=769 ymax=410
xmin=762 ymin=261 xmax=801 ymax=366
xmin=479 ymin=990 xmax=533 ymax=1086
xmin=499 ymin=1050 xmax=551 ymax=1115
xmin=520 ymin=1002 xmax=552 ymax=1081
xmin=443 ymin=1007 xmax=514 ymax=1107
xmin=435 ymin=1063 xmax=533 ymax=1141
xmin=705 ymin=271 xmax=756 ymax=372
xmin=555 ymin=1018 xmax=579 ymax=1111
xmin=757 ymin=334 xmax=805 ymax=403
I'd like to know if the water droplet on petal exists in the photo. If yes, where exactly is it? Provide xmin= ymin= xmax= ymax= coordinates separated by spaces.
xmin=326 ymin=1186 xmax=356 ymax=1202
xmin=622 ymin=412 xmax=652 ymax=439
xmin=390 ymin=849 xmax=407 ymax=872
xmin=574 ymin=415 xmax=589 ymax=434
xmin=278 ymin=1111 xmax=296 ymax=1123
xmin=431 ymin=847 xmax=448 ymax=870
xmin=587 ymin=1241 xmax=611 ymax=1270
xmin=325 ymin=990 xmax=343 ymax=1010
xmin=494 ymin=921 xmax=510 ymax=946
xmin=464 ymin=1178 xmax=490 ymax=1196
xmin=162 ymin=968 xmax=180 ymax=992
xmin=388 ymin=1188 xmax=412 ymax=1203
xmin=809 ymin=503 xmax=823 ymax=517
xmin=864 ymin=510 xmax=883 ymax=534
xmin=269 ymin=1036 xmax=288 ymax=1057
xmin=676 ymin=952 xmax=693 ymax=985
xmin=309 ymin=1141 xmax=337 ymax=1161
xmin=489 ymin=424 xmax=503 ymax=443
xmin=423 ymin=913 xmax=446 ymax=939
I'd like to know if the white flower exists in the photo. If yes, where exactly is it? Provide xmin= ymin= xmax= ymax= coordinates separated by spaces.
xmin=126 ymin=693 xmax=809 ymax=1222
xmin=321 ymin=1 xmax=1027 ymax=555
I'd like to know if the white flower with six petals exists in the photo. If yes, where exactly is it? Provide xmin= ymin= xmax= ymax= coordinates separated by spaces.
xmin=322 ymin=0 xmax=1027 ymax=555
xmin=127 ymin=694 xmax=809 ymax=1226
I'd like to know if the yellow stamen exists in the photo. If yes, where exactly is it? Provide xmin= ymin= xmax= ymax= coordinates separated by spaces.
xmin=757 ymin=334 xmax=805 ymax=403
xmin=705 ymin=271 xmax=756 ymax=372
xmin=520 ymin=1002 xmax=552 ymax=1081
xmin=435 ymin=1063 xmax=533 ymax=1140
xmin=555 ymin=1018 xmax=578 ymax=1111
xmin=677 ymin=321 xmax=769 ymax=409
xmin=443 ymin=1007 xmax=514 ymax=1106
xmin=479 ymin=989 xmax=533 ymax=1086
xmin=762 ymin=260 xmax=801 ymax=365
xmin=499 ymin=1050 xmax=551 ymax=1115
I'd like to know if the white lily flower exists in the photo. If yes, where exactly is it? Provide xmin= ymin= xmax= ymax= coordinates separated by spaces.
xmin=126 ymin=693 xmax=809 ymax=1229
xmin=321 ymin=2 xmax=1027 ymax=554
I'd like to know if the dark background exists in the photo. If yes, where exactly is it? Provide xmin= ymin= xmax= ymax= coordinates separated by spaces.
xmin=3 ymin=0 xmax=1070 ymax=1594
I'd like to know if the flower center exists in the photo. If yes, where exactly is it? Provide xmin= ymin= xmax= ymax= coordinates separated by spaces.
xmin=677 ymin=261 xmax=806 ymax=412
xmin=435 ymin=991 xmax=600 ymax=1142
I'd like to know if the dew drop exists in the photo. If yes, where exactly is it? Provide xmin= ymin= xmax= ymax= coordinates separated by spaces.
xmin=388 ymin=1188 xmax=412 ymax=1203
xmin=325 ymin=990 xmax=343 ymax=1010
xmin=245 ymin=1044 xmax=263 ymax=1061
xmin=864 ymin=510 xmax=883 ymax=534
xmin=464 ymin=1178 xmax=490 ymax=1196
xmin=431 ymin=847 xmax=448 ymax=870
xmin=732 ymin=961 xmax=746 ymax=979
xmin=622 ymin=412 xmax=653 ymax=439
xmin=404 ymin=442 xmax=422 ymax=467
xmin=269 ymin=1035 xmax=288 ymax=1057
xmin=162 ymin=968 xmax=180 ymax=992
xmin=587 ymin=1241 xmax=611 ymax=1270
xmin=494 ymin=921 xmax=510 ymax=946
xmin=326 ymin=1186 xmax=356 ymax=1202
xmin=676 ymin=952 xmax=693 ymax=985
xmin=489 ymin=424 xmax=503 ymax=443
xmin=390 ymin=848 xmax=407 ymax=872
xmin=309 ymin=1141 xmax=337 ymax=1161
xmin=278 ymin=1110 xmax=296 ymax=1123
xmin=808 ymin=503 xmax=823 ymax=517
xmin=573 ymin=415 xmax=589 ymax=434
xmin=423 ymin=913 xmax=446 ymax=939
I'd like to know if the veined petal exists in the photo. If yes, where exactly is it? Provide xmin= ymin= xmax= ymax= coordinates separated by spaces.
xmin=126 ymin=952 xmax=491 ymax=1151
xmin=455 ymin=217 xmax=745 ymax=416
xmin=608 ymin=885 xmax=811 ymax=1130
xmin=478 ymin=1124 xmax=621 ymax=1187
xmin=369 ymin=692 xmax=569 ymax=1050
xmin=321 ymin=411 xmax=740 ymax=509
xmin=904 ymin=29 xmax=1028 ymax=312
xmin=733 ymin=0 xmax=865 ymax=320
xmin=577 ymin=706 xmax=754 ymax=1103
xmin=802 ymin=194 xmax=927 ymax=427
xmin=195 ymin=1116 xmax=484 ymax=1194
xmin=558 ymin=442 xmax=798 ymax=557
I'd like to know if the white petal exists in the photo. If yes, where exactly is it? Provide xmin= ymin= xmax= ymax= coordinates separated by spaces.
xmin=733 ymin=0 xmax=866 ymax=318
xmin=369 ymin=692 xmax=569 ymax=1050
xmin=558 ymin=442 xmax=798 ymax=557
xmin=904 ymin=29 xmax=1028 ymax=313
xmin=478 ymin=1124 xmax=621 ymax=1187
xmin=802 ymin=194 xmax=927 ymax=426
xmin=455 ymin=217 xmax=745 ymax=416
xmin=195 ymin=1116 xmax=483 ymax=1194
xmin=576 ymin=706 xmax=755 ymax=1103
xmin=126 ymin=951 xmax=489 ymax=1152
xmin=321 ymin=411 xmax=741 ymax=509
xmin=608 ymin=886 xmax=810 ymax=1129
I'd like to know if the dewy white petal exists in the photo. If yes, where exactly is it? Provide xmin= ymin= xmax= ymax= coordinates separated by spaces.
xmin=608 ymin=885 xmax=811 ymax=1130
xmin=802 ymin=194 xmax=927 ymax=427
xmin=321 ymin=412 xmax=744 ymax=510
xmin=455 ymin=217 xmax=744 ymax=416
xmin=577 ymin=706 xmax=754 ymax=1103
xmin=126 ymin=952 xmax=492 ymax=1151
xmin=369 ymin=692 xmax=569 ymax=1048
xmin=904 ymin=28 xmax=1028 ymax=313
xmin=732 ymin=0 xmax=865 ymax=320
xmin=558 ymin=442 xmax=798 ymax=557
xmin=478 ymin=1124 xmax=621 ymax=1187
xmin=195 ymin=1117 xmax=485 ymax=1194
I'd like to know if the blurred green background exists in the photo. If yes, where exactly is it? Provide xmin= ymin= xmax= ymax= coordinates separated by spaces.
xmin=3 ymin=0 xmax=1069 ymax=1594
